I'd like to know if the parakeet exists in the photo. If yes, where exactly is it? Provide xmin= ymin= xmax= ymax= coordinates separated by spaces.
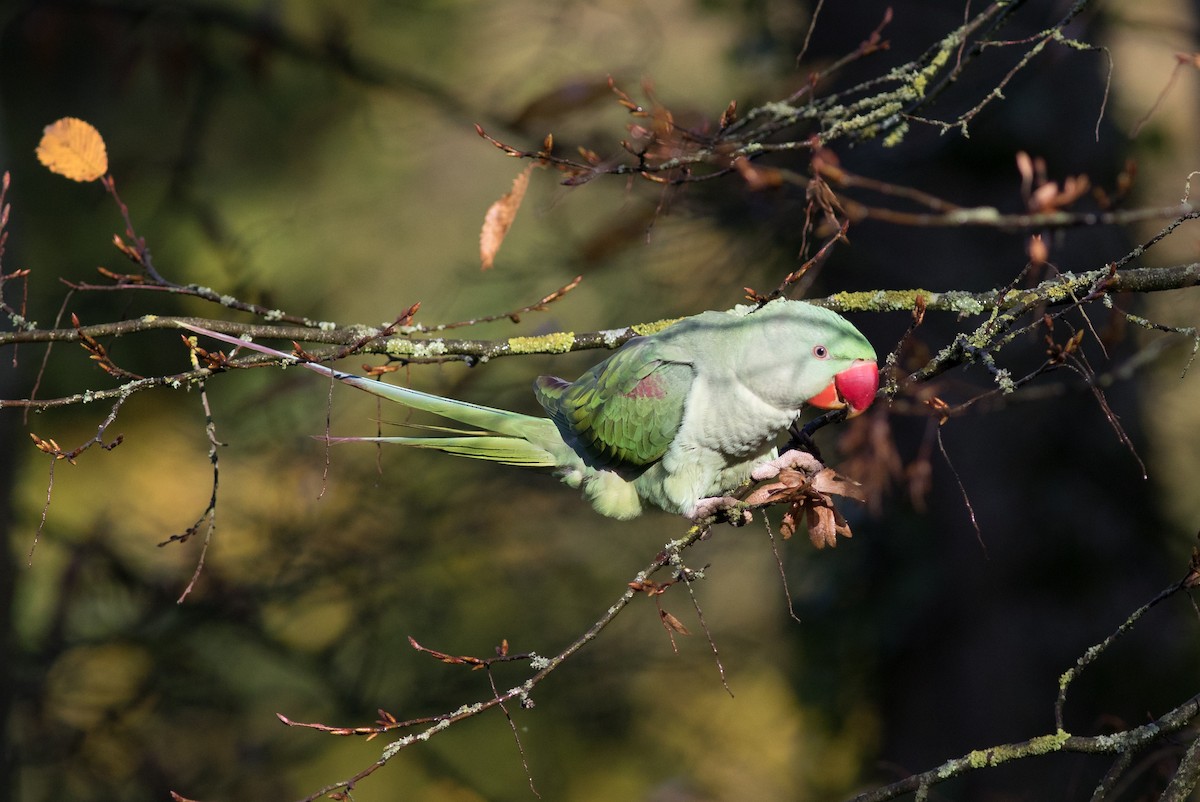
xmin=181 ymin=298 xmax=877 ymax=520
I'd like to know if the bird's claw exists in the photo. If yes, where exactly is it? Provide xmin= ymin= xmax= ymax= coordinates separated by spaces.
xmin=688 ymin=496 xmax=753 ymax=527
xmin=751 ymin=449 xmax=822 ymax=482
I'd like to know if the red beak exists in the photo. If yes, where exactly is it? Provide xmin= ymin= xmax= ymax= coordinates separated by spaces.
xmin=806 ymin=360 xmax=879 ymax=417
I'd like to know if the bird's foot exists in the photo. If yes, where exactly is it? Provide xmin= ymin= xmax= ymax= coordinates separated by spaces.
xmin=751 ymin=449 xmax=822 ymax=482
xmin=687 ymin=495 xmax=752 ymax=527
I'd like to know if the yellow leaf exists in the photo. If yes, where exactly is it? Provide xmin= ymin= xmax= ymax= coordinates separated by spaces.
xmin=480 ymin=165 xmax=532 ymax=270
xmin=36 ymin=118 xmax=108 ymax=182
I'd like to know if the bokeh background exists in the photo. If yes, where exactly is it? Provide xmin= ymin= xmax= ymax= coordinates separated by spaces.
xmin=2 ymin=1 xmax=1199 ymax=800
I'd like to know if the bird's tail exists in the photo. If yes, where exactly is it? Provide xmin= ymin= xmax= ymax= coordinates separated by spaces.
xmin=324 ymin=433 xmax=556 ymax=467
xmin=178 ymin=324 xmax=562 ymax=467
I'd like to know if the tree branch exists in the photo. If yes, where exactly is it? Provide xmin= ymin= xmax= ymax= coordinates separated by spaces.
xmin=852 ymin=567 xmax=1200 ymax=801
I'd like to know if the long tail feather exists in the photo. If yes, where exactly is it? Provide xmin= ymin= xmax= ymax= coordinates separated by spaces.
xmin=324 ymin=435 xmax=556 ymax=466
xmin=179 ymin=324 xmax=563 ymax=463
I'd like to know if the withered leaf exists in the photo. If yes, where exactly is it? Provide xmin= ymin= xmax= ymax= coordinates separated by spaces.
xmin=780 ymin=507 xmax=798 ymax=540
xmin=36 ymin=118 xmax=108 ymax=182
xmin=746 ymin=467 xmax=863 ymax=549
xmin=809 ymin=468 xmax=867 ymax=502
xmin=805 ymin=498 xmax=853 ymax=549
xmin=660 ymin=610 xmax=690 ymax=636
xmin=480 ymin=165 xmax=532 ymax=270
xmin=742 ymin=466 xmax=812 ymax=507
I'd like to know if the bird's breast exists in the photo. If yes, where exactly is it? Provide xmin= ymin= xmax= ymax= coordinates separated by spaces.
xmin=675 ymin=381 xmax=797 ymax=460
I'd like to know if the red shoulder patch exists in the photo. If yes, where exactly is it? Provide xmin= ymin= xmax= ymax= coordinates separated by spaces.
xmin=623 ymin=374 xmax=666 ymax=399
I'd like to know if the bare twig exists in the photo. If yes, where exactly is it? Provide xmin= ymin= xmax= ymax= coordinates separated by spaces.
xmin=285 ymin=524 xmax=711 ymax=802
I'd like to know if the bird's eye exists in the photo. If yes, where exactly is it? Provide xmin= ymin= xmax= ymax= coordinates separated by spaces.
xmin=813 ymin=345 xmax=829 ymax=359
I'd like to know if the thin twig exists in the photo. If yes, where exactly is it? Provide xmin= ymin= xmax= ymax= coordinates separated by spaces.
xmin=288 ymin=525 xmax=710 ymax=802
xmin=1056 ymin=577 xmax=1191 ymax=731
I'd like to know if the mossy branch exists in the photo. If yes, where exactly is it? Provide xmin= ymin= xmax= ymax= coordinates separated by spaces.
xmin=848 ymin=696 xmax=1200 ymax=802
xmin=5 ymin=259 xmax=1199 ymax=412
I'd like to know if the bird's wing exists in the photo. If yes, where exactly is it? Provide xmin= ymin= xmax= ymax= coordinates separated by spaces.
xmin=534 ymin=337 xmax=694 ymax=470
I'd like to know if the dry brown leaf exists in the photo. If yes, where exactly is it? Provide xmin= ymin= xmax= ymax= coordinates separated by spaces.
xmin=805 ymin=501 xmax=853 ymax=549
xmin=809 ymin=468 xmax=866 ymax=501
xmin=745 ymin=465 xmax=863 ymax=549
xmin=36 ymin=118 xmax=108 ymax=182
xmin=660 ymin=610 xmax=691 ymax=636
xmin=780 ymin=507 xmax=799 ymax=539
xmin=742 ymin=467 xmax=806 ymax=507
xmin=480 ymin=165 xmax=532 ymax=270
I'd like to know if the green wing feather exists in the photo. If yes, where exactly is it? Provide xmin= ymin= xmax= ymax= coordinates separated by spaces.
xmin=534 ymin=337 xmax=692 ymax=470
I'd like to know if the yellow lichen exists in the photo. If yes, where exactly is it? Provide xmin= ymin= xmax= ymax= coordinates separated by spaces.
xmin=883 ymin=123 xmax=909 ymax=148
xmin=631 ymin=318 xmax=681 ymax=337
xmin=507 ymin=331 xmax=576 ymax=354
xmin=913 ymin=46 xmax=952 ymax=97
xmin=382 ymin=337 xmax=447 ymax=358
xmin=825 ymin=290 xmax=931 ymax=312
xmin=965 ymin=731 xmax=1070 ymax=769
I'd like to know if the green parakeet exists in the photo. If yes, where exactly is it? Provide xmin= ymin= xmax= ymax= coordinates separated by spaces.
xmin=182 ymin=298 xmax=878 ymax=520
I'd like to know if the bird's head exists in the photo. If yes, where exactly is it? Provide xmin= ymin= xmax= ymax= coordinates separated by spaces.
xmin=722 ymin=299 xmax=879 ymax=416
